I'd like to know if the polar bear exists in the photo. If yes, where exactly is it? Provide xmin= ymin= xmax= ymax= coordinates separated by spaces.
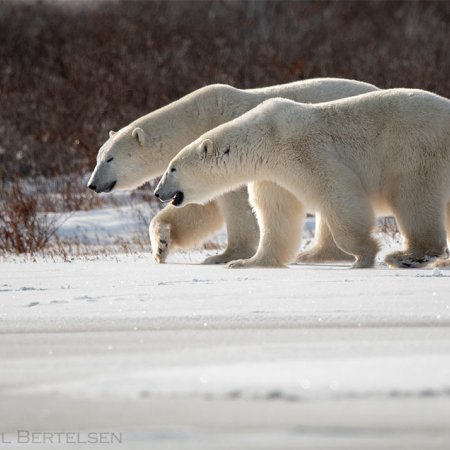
xmin=155 ymin=89 xmax=450 ymax=269
xmin=87 ymin=79 xmax=379 ymax=264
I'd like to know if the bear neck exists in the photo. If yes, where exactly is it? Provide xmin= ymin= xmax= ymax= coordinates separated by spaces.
xmin=211 ymin=117 xmax=313 ymax=203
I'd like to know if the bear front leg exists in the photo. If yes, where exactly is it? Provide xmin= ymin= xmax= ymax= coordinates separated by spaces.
xmin=323 ymin=189 xmax=379 ymax=269
xmin=434 ymin=203 xmax=450 ymax=267
xmin=150 ymin=201 xmax=224 ymax=263
xmin=297 ymin=213 xmax=355 ymax=263
xmin=203 ymin=187 xmax=259 ymax=264
xmin=149 ymin=214 xmax=172 ymax=263
xmin=228 ymin=181 xmax=305 ymax=268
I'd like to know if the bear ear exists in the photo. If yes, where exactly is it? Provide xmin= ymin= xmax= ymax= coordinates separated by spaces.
xmin=132 ymin=127 xmax=146 ymax=146
xmin=199 ymin=139 xmax=213 ymax=160
xmin=109 ymin=130 xmax=116 ymax=138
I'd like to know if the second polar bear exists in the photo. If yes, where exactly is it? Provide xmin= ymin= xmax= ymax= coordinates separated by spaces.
xmin=155 ymin=89 xmax=450 ymax=268
xmin=87 ymin=79 xmax=378 ymax=264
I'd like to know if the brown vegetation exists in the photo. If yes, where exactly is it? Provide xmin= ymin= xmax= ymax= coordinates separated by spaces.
xmin=0 ymin=0 xmax=448 ymax=254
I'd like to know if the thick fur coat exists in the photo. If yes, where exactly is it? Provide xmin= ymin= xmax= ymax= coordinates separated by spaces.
xmin=88 ymin=79 xmax=379 ymax=263
xmin=155 ymin=89 xmax=450 ymax=269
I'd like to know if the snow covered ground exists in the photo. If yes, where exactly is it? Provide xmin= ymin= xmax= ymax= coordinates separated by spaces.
xmin=1 ymin=206 xmax=450 ymax=449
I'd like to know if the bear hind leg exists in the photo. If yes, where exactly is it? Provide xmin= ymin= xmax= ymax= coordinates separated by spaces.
xmin=433 ymin=202 xmax=450 ymax=268
xmin=385 ymin=193 xmax=448 ymax=268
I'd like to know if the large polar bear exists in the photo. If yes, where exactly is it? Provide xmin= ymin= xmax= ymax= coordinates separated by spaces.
xmin=87 ymin=79 xmax=379 ymax=264
xmin=155 ymin=89 xmax=450 ymax=269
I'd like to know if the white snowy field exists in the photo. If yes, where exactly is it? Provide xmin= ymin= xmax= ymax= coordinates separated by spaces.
xmin=0 ymin=205 xmax=449 ymax=449
xmin=1 ymin=248 xmax=450 ymax=449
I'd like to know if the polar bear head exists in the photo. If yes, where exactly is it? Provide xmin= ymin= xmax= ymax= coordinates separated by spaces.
xmin=154 ymin=139 xmax=214 ymax=207
xmin=87 ymin=126 xmax=158 ymax=193
xmin=154 ymin=133 xmax=251 ymax=207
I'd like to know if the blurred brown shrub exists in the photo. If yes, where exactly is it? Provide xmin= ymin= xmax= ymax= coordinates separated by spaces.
xmin=0 ymin=175 xmax=107 ymax=254
xmin=0 ymin=180 xmax=59 ymax=254
xmin=0 ymin=0 xmax=449 ymax=181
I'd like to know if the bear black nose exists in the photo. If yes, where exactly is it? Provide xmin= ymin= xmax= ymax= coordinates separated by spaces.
xmin=154 ymin=192 xmax=160 ymax=198
xmin=88 ymin=184 xmax=97 ymax=191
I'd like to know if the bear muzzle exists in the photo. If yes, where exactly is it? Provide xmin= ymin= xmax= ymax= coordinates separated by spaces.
xmin=88 ymin=180 xmax=117 ymax=194
xmin=154 ymin=187 xmax=184 ymax=206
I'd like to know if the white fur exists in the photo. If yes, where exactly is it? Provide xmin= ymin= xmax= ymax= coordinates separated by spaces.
xmin=88 ymin=79 xmax=379 ymax=263
xmin=156 ymin=89 xmax=450 ymax=269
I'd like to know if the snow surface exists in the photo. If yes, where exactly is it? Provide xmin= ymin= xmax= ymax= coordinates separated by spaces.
xmin=1 ymin=207 xmax=450 ymax=449
xmin=50 ymin=201 xmax=157 ymax=245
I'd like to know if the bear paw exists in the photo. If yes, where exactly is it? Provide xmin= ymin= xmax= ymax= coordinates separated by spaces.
xmin=351 ymin=255 xmax=376 ymax=269
xmin=149 ymin=221 xmax=171 ymax=264
xmin=227 ymin=258 xmax=286 ymax=269
xmin=433 ymin=257 xmax=450 ymax=268
xmin=297 ymin=246 xmax=354 ymax=264
xmin=202 ymin=247 xmax=256 ymax=265
xmin=203 ymin=253 xmax=233 ymax=265
xmin=384 ymin=251 xmax=440 ymax=269
xmin=227 ymin=258 xmax=255 ymax=269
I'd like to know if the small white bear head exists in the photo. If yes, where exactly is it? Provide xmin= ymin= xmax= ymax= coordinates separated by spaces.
xmin=87 ymin=126 xmax=152 ymax=193
xmin=154 ymin=137 xmax=237 ymax=207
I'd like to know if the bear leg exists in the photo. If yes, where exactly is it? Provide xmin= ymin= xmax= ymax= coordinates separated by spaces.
xmin=434 ymin=203 xmax=450 ymax=267
xmin=150 ymin=201 xmax=224 ymax=263
xmin=149 ymin=218 xmax=171 ymax=264
xmin=203 ymin=187 xmax=259 ymax=264
xmin=228 ymin=181 xmax=305 ymax=268
xmin=324 ymin=191 xmax=379 ymax=269
xmin=385 ymin=194 xmax=448 ymax=268
xmin=297 ymin=213 xmax=355 ymax=264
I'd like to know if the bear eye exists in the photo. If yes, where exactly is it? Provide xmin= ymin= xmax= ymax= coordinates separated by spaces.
xmin=106 ymin=157 xmax=114 ymax=163
xmin=170 ymin=167 xmax=176 ymax=172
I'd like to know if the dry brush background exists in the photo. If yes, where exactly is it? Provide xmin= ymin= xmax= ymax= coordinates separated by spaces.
xmin=0 ymin=0 xmax=449 ymax=254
